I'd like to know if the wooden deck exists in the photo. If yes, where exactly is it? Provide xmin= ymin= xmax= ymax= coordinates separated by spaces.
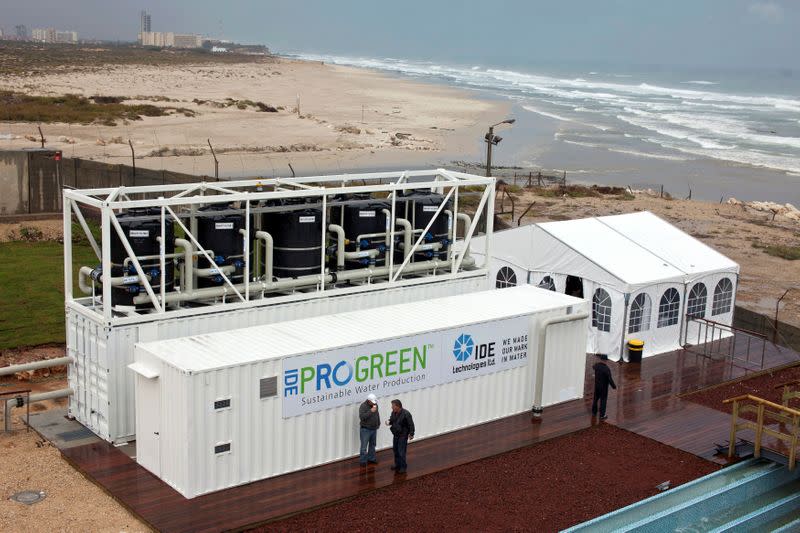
xmin=59 ymin=335 xmax=799 ymax=533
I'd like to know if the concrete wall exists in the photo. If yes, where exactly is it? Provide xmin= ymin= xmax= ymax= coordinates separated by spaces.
xmin=0 ymin=150 xmax=211 ymax=218
xmin=0 ymin=151 xmax=29 ymax=215
xmin=734 ymin=305 xmax=800 ymax=353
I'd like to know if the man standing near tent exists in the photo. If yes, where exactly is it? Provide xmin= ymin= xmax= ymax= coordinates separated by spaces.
xmin=387 ymin=399 xmax=415 ymax=473
xmin=592 ymin=354 xmax=617 ymax=420
xmin=358 ymin=393 xmax=380 ymax=466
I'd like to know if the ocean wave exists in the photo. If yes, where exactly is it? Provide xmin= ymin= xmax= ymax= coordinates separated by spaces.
xmin=290 ymin=52 xmax=800 ymax=174
xmin=607 ymin=148 xmax=692 ymax=161
xmin=522 ymin=105 xmax=573 ymax=122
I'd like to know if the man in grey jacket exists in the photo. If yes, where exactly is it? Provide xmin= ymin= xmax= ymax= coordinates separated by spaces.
xmin=358 ymin=393 xmax=380 ymax=466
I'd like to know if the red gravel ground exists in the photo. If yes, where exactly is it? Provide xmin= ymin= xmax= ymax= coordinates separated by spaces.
xmin=686 ymin=364 xmax=800 ymax=422
xmin=252 ymin=424 xmax=717 ymax=533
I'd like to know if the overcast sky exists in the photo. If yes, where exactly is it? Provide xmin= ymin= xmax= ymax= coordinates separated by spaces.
xmin=2 ymin=0 xmax=799 ymax=69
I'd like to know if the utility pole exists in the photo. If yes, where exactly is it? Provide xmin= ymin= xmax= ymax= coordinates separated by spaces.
xmin=37 ymin=125 xmax=45 ymax=148
xmin=484 ymin=118 xmax=515 ymax=177
xmin=207 ymin=139 xmax=219 ymax=180
xmin=128 ymin=140 xmax=136 ymax=182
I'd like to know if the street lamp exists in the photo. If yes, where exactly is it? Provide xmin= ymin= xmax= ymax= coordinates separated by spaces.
xmin=485 ymin=118 xmax=515 ymax=177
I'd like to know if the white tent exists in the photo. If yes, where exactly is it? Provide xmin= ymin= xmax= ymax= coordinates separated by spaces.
xmin=465 ymin=211 xmax=739 ymax=360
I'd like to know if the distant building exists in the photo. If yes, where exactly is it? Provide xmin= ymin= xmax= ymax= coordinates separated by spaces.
xmin=173 ymin=34 xmax=202 ymax=49
xmin=15 ymin=24 xmax=28 ymax=39
xmin=56 ymin=30 xmax=78 ymax=44
xmin=140 ymin=10 xmax=151 ymax=33
xmin=32 ymin=28 xmax=77 ymax=44
xmin=139 ymin=31 xmax=202 ymax=49
xmin=139 ymin=31 xmax=173 ymax=47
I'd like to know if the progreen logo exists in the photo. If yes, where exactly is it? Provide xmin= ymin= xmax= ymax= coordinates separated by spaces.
xmin=284 ymin=345 xmax=428 ymax=396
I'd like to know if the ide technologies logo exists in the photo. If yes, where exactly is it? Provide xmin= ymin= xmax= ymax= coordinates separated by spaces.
xmin=453 ymin=333 xmax=474 ymax=362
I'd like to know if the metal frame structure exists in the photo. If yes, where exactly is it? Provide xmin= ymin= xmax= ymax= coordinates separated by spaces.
xmin=63 ymin=169 xmax=495 ymax=326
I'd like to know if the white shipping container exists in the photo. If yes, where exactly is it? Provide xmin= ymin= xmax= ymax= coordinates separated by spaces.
xmin=132 ymin=286 xmax=588 ymax=498
xmin=68 ymin=275 xmax=488 ymax=443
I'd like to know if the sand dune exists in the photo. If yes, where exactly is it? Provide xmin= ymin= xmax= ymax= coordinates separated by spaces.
xmin=0 ymin=59 xmax=506 ymax=177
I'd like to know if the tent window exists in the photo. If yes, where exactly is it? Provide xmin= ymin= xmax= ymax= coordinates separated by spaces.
xmin=628 ymin=293 xmax=652 ymax=334
xmin=657 ymin=288 xmax=681 ymax=328
xmin=712 ymin=278 xmax=734 ymax=316
xmin=496 ymin=266 xmax=517 ymax=289
xmin=565 ymin=275 xmax=583 ymax=298
xmin=592 ymin=288 xmax=612 ymax=332
xmin=538 ymin=276 xmax=556 ymax=291
xmin=687 ymin=283 xmax=708 ymax=318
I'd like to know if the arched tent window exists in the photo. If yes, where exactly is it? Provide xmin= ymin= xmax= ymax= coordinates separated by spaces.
xmin=538 ymin=276 xmax=556 ymax=291
xmin=712 ymin=278 xmax=734 ymax=316
xmin=592 ymin=288 xmax=612 ymax=332
xmin=628 ymin=293 xmax=652 ymax=334
xmin=496 ymin=266 xmax=517 ymax=289
xmin=657 ymin=288 xmax=681 ymax=328
xmin=687 ymin=283 xmax=708 ymax=318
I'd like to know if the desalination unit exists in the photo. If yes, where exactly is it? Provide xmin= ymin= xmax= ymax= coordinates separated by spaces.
xmin=63 ymin=169 xmax=497 ymax=443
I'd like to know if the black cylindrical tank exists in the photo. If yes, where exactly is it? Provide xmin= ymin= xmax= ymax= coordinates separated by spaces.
xmin=398 ymin=191 xmax=452 ymax=261
xmin=196 ymin=203 xmax=248 ymax=288
xmin=109 ymin=208 xmax=175 ymax=307
xmin=262 ymin=199 xmax=323 ymax=279
xmin=329 ymin=194 xmax=389 ymax=269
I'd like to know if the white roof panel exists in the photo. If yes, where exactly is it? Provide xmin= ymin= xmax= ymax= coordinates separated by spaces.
xmin=535 ymin=217 xmax=685 ymax=288
xmin=598 ymin=211 xmax=739 ymax=276
xmin=137 ymin=285 xmax=586 ymax=373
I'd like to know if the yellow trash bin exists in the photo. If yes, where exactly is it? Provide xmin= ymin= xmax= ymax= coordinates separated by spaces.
xmin=627 ymin=339 xmax=644 ymax=363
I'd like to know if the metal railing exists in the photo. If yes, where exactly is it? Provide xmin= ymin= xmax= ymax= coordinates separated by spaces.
xmin=724 ymin=394 xmax=800 ymax=470
xmin=0 ymin=357 xmax=74 ymax=431
xmin=0 ymin=390 xmax=31 ymax=432
xmin=684 ymin=315 xmax=769 ymax=370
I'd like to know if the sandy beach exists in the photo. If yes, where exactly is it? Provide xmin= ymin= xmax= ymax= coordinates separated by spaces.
xmin=0 ymin=57 xmax=506 ymax=177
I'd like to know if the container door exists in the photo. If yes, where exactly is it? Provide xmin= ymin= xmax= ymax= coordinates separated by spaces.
xmin=135 ymin=374 xmax=161 ymax=476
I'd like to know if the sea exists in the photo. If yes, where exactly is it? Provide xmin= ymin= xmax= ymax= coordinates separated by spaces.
xmin=292 ymin=53 xmax=800 ymax=204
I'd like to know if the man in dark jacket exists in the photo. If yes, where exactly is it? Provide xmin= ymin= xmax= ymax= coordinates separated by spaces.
xmin=386 ymin=399 xmax=415 ymax=473
xmin=592 ymin=354 xmax=617 ymax=420
xmin=358 ymin=393 xmax=380 ymax=466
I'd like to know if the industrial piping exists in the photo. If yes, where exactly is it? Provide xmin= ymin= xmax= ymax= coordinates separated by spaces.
xmin=532 ymin=311 xmax=590 ymax=417
xmin=132 ymin=256 xmax=476 ymax=305
xmin=4 ymin=388 xmax=74 ymax=431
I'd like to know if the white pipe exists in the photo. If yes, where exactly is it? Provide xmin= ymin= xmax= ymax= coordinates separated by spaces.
xmin=78 ymin=267 xmax=151 ymax=295
xmin=395 ymin=218 xmax=412 ymax=260
xmin=382 ymin=208 xmax=392 ymax=247
xmin=196 ymin=265 xmax=235 ymax=278
xmin=174 ymin=238 xmax=193 ymax=293
xmin=0 ymin=356 xmax=75 ymax=377
xmin=398 ymin=242 xmax=442 ymax=252
xmin=328 ymin=224 xmax=346 ymax=268
xmin=456 ymin=213 xmax=471 ymax=240
xmin=133 ymin=256 xmax=475 ymax=305
xmin=4 ymin=388 xmax=73 ymax=431
xmin=344 ymin=249 xmax=380 ymax=260
xmin=255 ymin=231 xmax=274 ymax=282
xmin=532 ymin=311 xmax=590 ymax=416
xmin=78 ymin=266 xmax=95 ymax=294
xmin=445 ymin=209 xmax=454 ymax=242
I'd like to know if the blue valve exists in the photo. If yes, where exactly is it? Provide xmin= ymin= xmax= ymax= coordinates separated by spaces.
xmin=212 ymin=275 xmax=224 ymax=284
xmin=126 ymin=285 xmax=141 ymax=295
xmin=359 ymin=239 xmax=370 ymax=249
xmin=424 ymin=232 xmax=434 ymax=242
xmin=148 ymin=268 xmax=160 ymax=279
xmin=214 ymin=255 xmax=226 ymax=265
xmin=233 ymin=259 xmax=244 ymax=268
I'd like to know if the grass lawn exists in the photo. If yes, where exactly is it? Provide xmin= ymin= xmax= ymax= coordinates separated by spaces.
xmin=0 ymin=240 xmax=96 ymax=349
